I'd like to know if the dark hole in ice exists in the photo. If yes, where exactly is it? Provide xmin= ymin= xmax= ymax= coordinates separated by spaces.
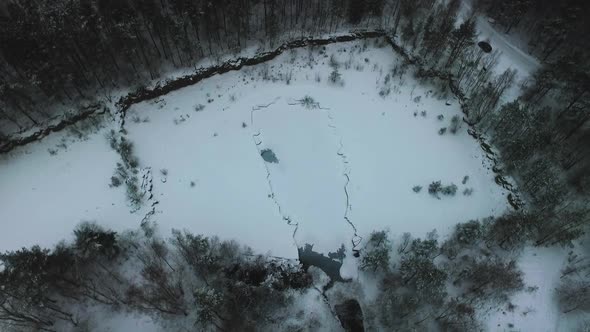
xmin=478 ymin=41 xmax=492 ymax=53
xmin=261 ymin=149 xmax=279 ymax=163
xmin=298 ymin=243 xmax=350 ymax=285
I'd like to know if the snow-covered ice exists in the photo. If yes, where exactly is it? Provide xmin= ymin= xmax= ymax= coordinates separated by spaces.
xmin=0 ymin=40 xmax=509 ymax=259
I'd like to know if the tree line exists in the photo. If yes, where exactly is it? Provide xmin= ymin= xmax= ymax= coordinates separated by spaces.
xmin=0 ymin=222 xmax=313 ymax=331
xmin=0 ymin=211 xmax=543 ymax=331
xmin=0 ymin=0 xmax=394 ymax=134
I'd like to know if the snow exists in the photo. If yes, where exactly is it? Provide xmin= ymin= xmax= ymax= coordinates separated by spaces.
xmin=475 ymin=16 xmax=540 ymax=82
xmin=0 ymin=123 xmax=140 ymax=251
xmin=123 ymin=40 xmax=509 ymax=258
xmin=0 ymin=38 xmax=524 ymax=330
xmin=0 ymin=39 xmax=509 ymax=263
xmin=484 ymin=246 xmax=567 ymax=332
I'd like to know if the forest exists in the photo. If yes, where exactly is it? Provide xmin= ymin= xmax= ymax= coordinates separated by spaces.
xmin=1 ymin=0 xmax=590 ymax=330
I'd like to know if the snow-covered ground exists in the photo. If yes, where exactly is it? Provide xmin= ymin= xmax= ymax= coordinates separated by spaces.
xmin=122 ymin=40 xmax=509 ymax=257
xmin=1 ymin=37 xmax=543 ymax=330
xmin=459 ymin=0 xmax=540 ymax=103
xmin=484 ymin=246 xmax=567 ymax=332
xmin=0 ymin=39 xmax=509 ymax=259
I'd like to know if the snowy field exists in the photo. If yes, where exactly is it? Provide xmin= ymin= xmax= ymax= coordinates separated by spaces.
xmin=0 ymin=39 xmax=509 ymax=258
xmin=5 ymin=37 xmax=563 ymax=330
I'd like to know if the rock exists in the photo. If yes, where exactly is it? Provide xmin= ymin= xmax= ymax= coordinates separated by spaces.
xmin=335 ymin=299 xmax=365 ymax=332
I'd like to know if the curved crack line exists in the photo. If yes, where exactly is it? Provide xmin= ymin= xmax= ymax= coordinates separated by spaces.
xmin=285 ymin=100 xmax=362 ymax=251
xmin=323 ymin=110 xmax=362 ymax=251
xmin=250 ymin=99 xmax=300 ymax=248
xmin=287 ymin=100 xmax=363 ymax=252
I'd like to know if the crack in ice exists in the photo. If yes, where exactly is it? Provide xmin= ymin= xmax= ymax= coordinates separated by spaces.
xmin=286 ymin=100 xmax=363 ymax=252
xmin=250 ymin=98 xmax=300 ymax=246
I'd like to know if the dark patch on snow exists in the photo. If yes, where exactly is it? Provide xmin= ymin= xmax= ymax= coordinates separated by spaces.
xmin=335 ymin=299 xmax=365 ymax=332
xmin=478 ymin=41 xmax=493 ymax=53
xmin=260 ymin=149 xmax=279 ymax=163
xmin=298 ymin=244 xmax=350 ymax=285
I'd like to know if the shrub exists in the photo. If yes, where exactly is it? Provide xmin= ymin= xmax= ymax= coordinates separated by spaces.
xmin=329 ymin=54 xmax=339 ymax=69
xmin=160 ymin=168 xmax=168 ymax=176
xmin=118 ymin=138 xmax=139 ymax=168
xmin=439 ymin=127 xmax=447 ymax=135
xmin=110 ymin=176 xmax=122 ymax=188
xmin=437 ymin=114 xmax=444 ymax=121
xmin=105 ymin=129 xmax=118 ymax=150
xmin=74 ymin=222 xmax=120 ymax=259
xmin=131 ymin=115 xmax=141 ymax=123
xmin=329 ymin=69 xmax=343 ymax=85
xmin=441 ymin=184 xmax=458 ymax=196
xmin=194 ymin=104 xmax=206 ymax=112
xmin=242 ymin=122 xmax=247 ymax=128
xmin=361 ymin=231 xmax=391 ymax=272
xmin=462 ymin=175 xmax=470 ymax=184
xmin=126 ymin=177 xmax=142 ymax=206
xmin=463 ymin=188 xmax=474 ymax=196
xmin=300 ymin=95 xmax=318 ymax=109
xmin=428 ymin=181 xmax=457 ymax=198
xmin=412 ymin=186 xmax=422 ymax=193
xmin=429 ymin=181 xmax=442 ymax=196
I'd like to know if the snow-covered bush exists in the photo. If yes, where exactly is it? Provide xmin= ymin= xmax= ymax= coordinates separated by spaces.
xmin=412 ymin=185 xmax=423 ymax=193
xmin=429 ymin=181 xmax=442 ymax=196
xmin=462 ymin=175 xmax=470 ymax=184
xmin=379 ymin=86 xmax=391 ymax=98
xmin=361 ymin=230 xmax=391 ymax=273
xmin=300 ymin=95 xmax=319 ymax=109
xmin=441 ymin=183 xmax=457 ymax=196
xmin=194 ymin=104 xmax=205 ymax=112
xmin=126 ymin=176 xmax=142 ymax=206
xmin=105 ymin=129 xmax=118 ymax=150
xmin=118 ymin=138 xmax=139 ymax=168
xmin=329 ymin=54 xmax=339 ymax=69
xmin=110 ymin=176 xmax=122 ymax=188
xmin=329 ymin=69 xmax=343 ymax=86
xmin=428 ymin=181 xmax=457 ymax=198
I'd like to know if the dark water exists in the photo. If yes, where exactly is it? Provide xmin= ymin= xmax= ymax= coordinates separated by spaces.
xmin=261 ymin=149 xmax=279 ymax=163
xmin=298 ymin=243 xmax=350 ymax=283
